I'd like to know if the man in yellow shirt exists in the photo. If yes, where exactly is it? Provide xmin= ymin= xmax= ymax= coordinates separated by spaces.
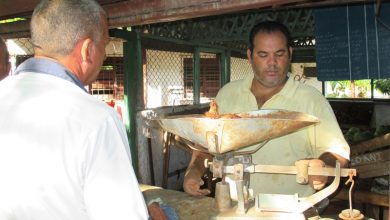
xmin=183 ymin=21 xmax=350 ymax=199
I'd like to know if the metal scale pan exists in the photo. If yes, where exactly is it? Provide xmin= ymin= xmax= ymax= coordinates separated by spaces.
xmin=158 ymin=109 xmax=319 ymax=155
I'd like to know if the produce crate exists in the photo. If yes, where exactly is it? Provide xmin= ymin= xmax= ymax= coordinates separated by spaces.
xmin=350 ymin=133 xmax=390 ymax=179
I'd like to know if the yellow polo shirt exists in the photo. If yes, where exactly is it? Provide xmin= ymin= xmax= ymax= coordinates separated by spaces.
xmin=215 ymin=73 xmax=350 ymax=197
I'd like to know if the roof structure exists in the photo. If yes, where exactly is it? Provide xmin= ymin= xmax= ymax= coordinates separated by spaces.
xmin=0 ymin=0 xmax=383 ymax=61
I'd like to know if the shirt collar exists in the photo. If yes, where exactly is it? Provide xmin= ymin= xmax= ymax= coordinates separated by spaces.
xmin=242 ymin=72 xmax=297 ymax=99
xmin=277 ymin=74 xmax=299 ymax=99
xmin=14 ymin=57 xmax=87 ymax=92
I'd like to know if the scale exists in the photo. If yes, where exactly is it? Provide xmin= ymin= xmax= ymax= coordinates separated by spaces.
xmin=159 ymin=109 xmax=364 ymax=220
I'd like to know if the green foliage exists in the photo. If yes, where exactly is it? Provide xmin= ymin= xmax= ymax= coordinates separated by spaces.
xmin=326 ymin=93 xmax=337 ymax=98
xmin=0 ymin=17 xmax=26 ymax=24
xmin=374 ymin=79 xmax=390 ymax=95
xmin=326 ymin=80 xmax=371 ymax=98
xmin=374 ymin=125 xmax=390 ymax=137
xmin=344 ymin=127 xmax=374 ymax=143
xmin=101 ymin=65 xmax=114 ymax=71
xmin=353 ymin=130 xmax=373 ymax=142
xmin=346 ymin=127 xmax=360 ymax=136
xmin=355 ymin=80 xmax=371 ymax=97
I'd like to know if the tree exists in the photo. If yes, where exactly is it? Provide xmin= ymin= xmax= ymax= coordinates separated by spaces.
xmin=374 ymin=79 xmax=390 ymax=95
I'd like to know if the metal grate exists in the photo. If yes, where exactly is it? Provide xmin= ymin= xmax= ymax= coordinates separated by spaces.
xmin=145 ymin=50 xmax=191 ymax=107
xmin=183 ymin=53 xmax=220 ymax=99
xmin=90 ymin=57 xmax=124 ymax=101
xmin=144 ymin=50 xmax=225 ymax=108
xmin=231 ymin=57 xmax=252 ymax=81
xmin=6 ymin=38 xmax=34 ymax=73
xmin=7 ymin=37 xmax=255 ymax=109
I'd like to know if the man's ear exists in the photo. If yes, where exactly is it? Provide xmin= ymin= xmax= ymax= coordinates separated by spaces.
xmin=247 ymin=49 xmax=252 ymax=63
xmin=289 ymin=46 xmax=293 ymax=61
xmin=80 ymin=38 xmax=93 ymax=63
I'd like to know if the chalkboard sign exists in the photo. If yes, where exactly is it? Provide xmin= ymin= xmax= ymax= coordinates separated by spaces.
xmin=314 ymin=3 xmax=390 ymax=81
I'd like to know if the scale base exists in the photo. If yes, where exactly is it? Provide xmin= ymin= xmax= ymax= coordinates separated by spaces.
xmin=209 ymin=204 xmax=305 ymax=220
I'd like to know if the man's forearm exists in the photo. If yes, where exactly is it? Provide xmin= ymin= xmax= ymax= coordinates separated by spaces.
xmin=319 ymin=152 xmax=348 ymax=168
xmin=183 ymin=150 xmax=213 ymax=196
xmin=185 ymin=150 xmax=212 ymax=178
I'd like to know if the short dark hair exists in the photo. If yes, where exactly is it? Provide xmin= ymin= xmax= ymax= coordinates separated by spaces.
xmin=248 ymin=21 xmax=292 ymax=54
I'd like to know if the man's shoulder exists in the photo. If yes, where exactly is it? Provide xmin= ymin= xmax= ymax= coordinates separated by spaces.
xmin=39 ymin=77 xmax=120 ymax=125
xmin=291 ymin=80 xmax=325 ymax=99
xmin=219 ymin=78 xmax=246 ymax=94
xmin=225 ymin=78 xmax=246 ymax=87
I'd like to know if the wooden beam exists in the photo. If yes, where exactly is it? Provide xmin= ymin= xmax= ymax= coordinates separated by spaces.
xmin=0 ymin=22 xmax=30 ymax=39
xmin=353 ymin=161 xmax=390 ymax=178
xmin=0 ymin=0 xmax=379 ymax=37
xmin=3 ymin=0 xmax=304 ymax=37
xmin=105 ymin=0 xmax=308 ymax=27
xmin=287 ymin=0 xmax=375 ymax=9
xmin=0 ymin=0 xmax=121 ymax=19
xmin=334 ymin=189 xmax=389 ymax=207
xmin=350 ymin=133 xmax=390 ymax=155
xmin=0 ymin=0 xmax=39 ymax=19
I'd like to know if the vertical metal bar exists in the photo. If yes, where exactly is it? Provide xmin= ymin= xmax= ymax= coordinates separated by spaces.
xmin=147 ymin=137 xmax=155 ymax=186
xmin=162 ymin=132 xmax=172 ymax=189
xmin=126 ymin=31 xmax=142 ymax=176
xmin=193 ymin=47 xmax=201 ymax=104
xmin=220 ymin=50 xmax=231 ymax=87
xmin=110 ymin=29 xmax=142 ymax=177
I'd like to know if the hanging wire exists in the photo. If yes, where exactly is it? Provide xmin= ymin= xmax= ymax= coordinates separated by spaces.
xmin=339 ymin=171 xmax=364 ymax=220
xmin=345 ymin=172 xmax=355 ymax=217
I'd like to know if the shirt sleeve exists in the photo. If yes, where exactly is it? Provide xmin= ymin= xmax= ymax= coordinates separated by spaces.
xmin=308 ymin=92 xmax=350 ymax=160
xmin=83 ymin=115 xmax=149 ymax=220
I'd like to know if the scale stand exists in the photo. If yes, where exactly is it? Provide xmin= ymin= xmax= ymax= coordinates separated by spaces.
xmin=206 ymin=155 xmax=359 ymax=220
xmin=157 ymin=110 xmax=363 ymax=219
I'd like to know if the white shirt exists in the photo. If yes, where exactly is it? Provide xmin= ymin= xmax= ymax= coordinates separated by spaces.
xmin=0 ymin=72 xmax=148 ymax=220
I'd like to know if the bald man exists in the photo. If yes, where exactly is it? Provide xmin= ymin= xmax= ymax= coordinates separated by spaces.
xmin=0 ymin=36 xmax=11 ymax=80
xmin=0 ymin=0 xmax=148 ymax=219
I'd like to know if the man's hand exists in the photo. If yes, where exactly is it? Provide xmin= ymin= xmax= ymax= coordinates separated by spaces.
xmin=183 ymin=176 xmax=210 ymax=196
xmin=308 ymin=159 xmax=327 ymax=190
xmin=183 ymin=150 xmax=212 ymax=196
